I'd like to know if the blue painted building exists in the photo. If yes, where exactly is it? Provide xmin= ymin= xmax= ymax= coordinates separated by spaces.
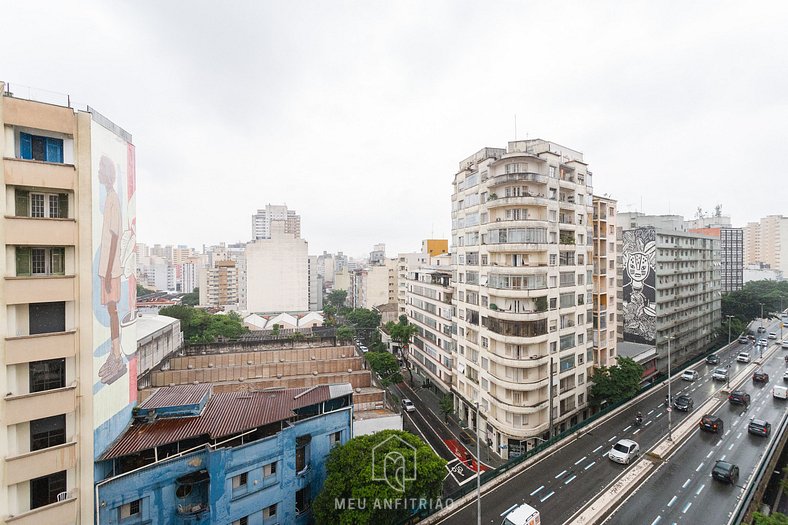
xmin=94 ymin=383 xmax=353 ymax=525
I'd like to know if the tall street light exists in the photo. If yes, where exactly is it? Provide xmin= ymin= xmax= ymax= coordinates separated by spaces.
xmin=760 ymin=303 xmax=765 ymax=328
xmin=667 ymin=336 xmax=675 ymax=442
xmin=475 ymin=401 xmax=482 ymax=525
xmin=726 ymin=315 xmax=734 ymax=346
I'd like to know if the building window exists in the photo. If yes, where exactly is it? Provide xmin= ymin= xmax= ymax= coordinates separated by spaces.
xmin=232 ymin=472 xmax=248 ymax=492
xmin=29 ymin=358 xmax=66 ymax=392
xmin=30 ymin=414 xmax=66 ymax=451
xmin=296 ymin=435 xmax=311 ymax=473
xmin=263 ymin=503 xmax=278 ymax=519
xmin=15 ymin=190 xmax=69 ymax=218
xmin=296 ymin=485 xmax=311 ymax=515
xmin=16 ymin=247 xmax=66 ymax=276
xmin=28 ymin=301 xmax=66 ymax=335
xmin=18 ymin=132 xmax=64 ymax=163
xmin=263 ymin=462 xmax=277 ymax=477
xmin=329 ymin=431 xmax=342 ymax=447
xmin=119 ymin=499 xmax=141 ymax=519
xmin=30 ymin=470 xmax=66 ymax=509
xmin=231 ymin=517 xmax=248 ymax=525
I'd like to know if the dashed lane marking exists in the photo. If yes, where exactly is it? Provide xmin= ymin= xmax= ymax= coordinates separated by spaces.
xmin=682 ymin=478 xmax=692 ymax=489
xmin=530 ymin=485 xmax=544 ymax=496
xmin=667 ymin=496 xmax=677 ymax=507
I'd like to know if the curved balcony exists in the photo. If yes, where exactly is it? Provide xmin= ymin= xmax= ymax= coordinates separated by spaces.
xmin=485 ymin=242 xmax=552 ymax=253
xmin=486 ymin=218 xmax=550 ymax=229
xmin=484 ymin=287 xmax=547 ymax=299
xmin=487 ymin=395 xmax=549 ymax=416
xmin=486 ymin=373 xmax=548 ymax=392
xmin=485 ymin=350 xmax=550 ymax=369
xmin=487 ymin=172 xmax=549 ymax=189
xmin=487 ymin=417 xmax=550 ymax=438
xmin=486 ymin=331 xmax=550 ymax=345
xmin=484 ymin=308 xmax=548 ymax=323
xmin=486 ymin=195 xmax=547 ymax=209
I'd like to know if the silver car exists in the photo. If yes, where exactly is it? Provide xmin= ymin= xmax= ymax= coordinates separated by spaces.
xmin=609 ymin=439 xmax=639 ymax=464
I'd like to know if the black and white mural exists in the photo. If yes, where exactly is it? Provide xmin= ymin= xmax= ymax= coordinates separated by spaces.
xmin=622 ymin=227 xmax=657 ymax=344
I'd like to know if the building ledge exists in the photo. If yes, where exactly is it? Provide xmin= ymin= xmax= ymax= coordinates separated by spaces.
xmin=5 ymin=382 xmax=77 ymax=401
xmin=5 ymin=494 xmax=77 ymax=524
xmin=5 ymin=329 xmax=77 ymax=342
xmin=5 ymin=274 xmax=76 ymax=281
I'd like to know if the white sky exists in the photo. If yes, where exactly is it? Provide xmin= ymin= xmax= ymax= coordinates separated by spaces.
xmin=3 ymin=1 xmax=787 ymax=258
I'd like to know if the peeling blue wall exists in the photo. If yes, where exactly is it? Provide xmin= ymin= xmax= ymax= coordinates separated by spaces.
xmin=96 ymin=407 xmax=351 ymax=525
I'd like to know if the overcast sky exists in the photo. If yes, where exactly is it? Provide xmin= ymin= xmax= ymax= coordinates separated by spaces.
xmin=3 ymin=1 xmax=787 ymax=258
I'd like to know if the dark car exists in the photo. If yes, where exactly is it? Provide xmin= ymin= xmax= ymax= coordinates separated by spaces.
xmin=757 ymin=326 xmax=766 ymax=333
xmin=700 ymin=414 xmax=724 ymax=434
xmin=673 ymin=395 xmax=694 ymax=412
xmin=728 ymin=390 xmax=751 ymax=406
xmin=706 ymin=354 xmax=720 ymax=365
xmin=748 ymin=418 xmax=771 ymax=437
xmin=712 ymin=460 xmax=739 ymax=484
xmin=753 ymin=371 xmax=769 ymax=384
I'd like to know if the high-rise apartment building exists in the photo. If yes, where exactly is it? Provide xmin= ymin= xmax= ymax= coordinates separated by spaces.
xmin=246 ymin=221 xmax=308 ymax=312
xmin=451 ymin=139 xmax=594 ymax=458
xmin=251 ymin=204 xmax=301 ymax=240
xmin=308 ymin=255 xmax=324 ymax=311
xmin=743 ymin=215 xmax=788 ymax=276
xmin=1 ymin=83 xmax=138 ymax=522
xmin=349 ymin=259 xmax=397 ymax=309
xmin=592 ymin=196 xmax=618 ymax=368
xmin=199 ymin=259 xmax=239 ymax=308
xmin=688 ymin=227 xmax=744 ymax=293
xmin=369 ymin=243 xmax=386 ymax=265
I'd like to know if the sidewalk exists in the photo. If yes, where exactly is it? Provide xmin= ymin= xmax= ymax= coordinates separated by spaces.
xmin=399 ymin=375 xmax=505 ymax=469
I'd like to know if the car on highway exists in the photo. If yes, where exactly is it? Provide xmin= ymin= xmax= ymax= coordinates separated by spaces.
xmin=753 ymin=370 xmax=769 ymax=383
xmin=769 ymin=331 xmax=778 ymax=339
xmin=758 ymin=326 xmax=767 ymax=333
xmin=736 ymin=352 xmax=751 ymax=363
xmin=402 ymin=398 xmax=416 ymax=412
xmin=757 ymin=339 xmax=768 ymax=347
xmin=673 ymin=394 xmax=694 ymax=412
xmin=608 ymin=439 xmax=640 ymax=465
xmin=728 ymin=390 xmax=751 ymax=406
xmin=501 ymin=503 xmax=540 ymax=525
xmin=712 ymin=367 xmax=729 ymax=381
xmin=782 ymin=340 xmax=788 ymax=349
xmin=706 ymin=354 xmax=720 ymax=365
xmin=774 ymin=385 xmax=788 ymax=399
xmin=712 ymin=460 xmax=739 ymax=484
xmin=784 ymin=370 xmax=788 ymax=383
xmin=738 ymin=336 xmax=749 ymax=344
xmin=700 ymin=414 xmax=724 ymax=433
xmin=681 ymin=369 xmax=699 ymax=381
xmin=747 ymin=418 xmax=771 ymax=437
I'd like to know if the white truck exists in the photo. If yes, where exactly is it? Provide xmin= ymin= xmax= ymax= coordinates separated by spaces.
xmin=501 ymin=503 xmax=540 ymax=525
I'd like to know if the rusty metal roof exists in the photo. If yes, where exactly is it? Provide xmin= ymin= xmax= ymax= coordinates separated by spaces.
xmin=102 ymin=384 xmax=345 ymax=460
xmin=139 ymin=383 xmax=212 ymax=410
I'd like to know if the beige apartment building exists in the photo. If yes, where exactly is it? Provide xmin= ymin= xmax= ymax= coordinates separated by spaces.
xmin=199 ymin=259 xmax=239 ymax=308
xmin=450 ymin=139 xmax=595 ymax=458
xmin=592 ymin=196 xmax=618 ymax=368
xmin=349 ymin=259 xmax=398 ymax=310
xmin=744 ymin=215 xmax=788 ymax=276
xmin=1 ymin=83 xmax=138 ymax=523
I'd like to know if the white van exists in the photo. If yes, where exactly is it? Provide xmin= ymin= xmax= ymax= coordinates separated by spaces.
xmin=501 ymin=503 xmax=540 ymax=525
xmin=773 ymin=385 xmax=788 ymax=399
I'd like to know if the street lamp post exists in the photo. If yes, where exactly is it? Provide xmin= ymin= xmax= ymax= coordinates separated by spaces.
xmin=475 ymin=401 xmax=482 ymax=525
xmin=726 ymin=315 xmax=734 ymax=346
xmin=667 ymin=336 xmax=674 ymax=442
xmin=760 ymin=303 xmax=764 ymax=328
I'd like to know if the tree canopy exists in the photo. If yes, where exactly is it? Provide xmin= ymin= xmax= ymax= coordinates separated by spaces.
xmin=346 ymin=307 xmax=382 ymax=345
xmin=180 ymin=288 xmax=199 ymax=306
xmin=722 ymin=280 xmax=788 ymax=324
xmin=336 ymin=325 xmax=355 ymax=344
xmin=136 ymin=283 xmax=155 ymax=297
xmin=326 ymin=289 xmax=348 ymax=309
xmin=753 ymin=512 xmax=788 ymax=525
xmin=313 ymin=430 xmax=447 ymax=525
xmin=365 ymin=351 xmax=403 ymax=387
xmin=589 ymin=356 xmax=644 ymax=406
xmin=158 ymin=305 xmax=248 ymax=344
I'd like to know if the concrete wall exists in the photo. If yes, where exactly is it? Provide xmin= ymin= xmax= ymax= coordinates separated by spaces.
xmin=246 ymin=223 xmax=308 ymax=312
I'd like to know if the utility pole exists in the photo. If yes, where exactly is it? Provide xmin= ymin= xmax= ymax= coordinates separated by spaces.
xmin=726 ymin=315 xmax=734 ymax=345
xmin=667 ymin=336 xmax=674 ymax=442
xmin=475 ymin=401 xmax=482 ymax=525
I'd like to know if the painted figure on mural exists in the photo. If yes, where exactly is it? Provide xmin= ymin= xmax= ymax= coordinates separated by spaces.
xmin=622 ymin=228 xmax=657 ymax=342
xmin=97 ymin=155 xmax=127 ymax=384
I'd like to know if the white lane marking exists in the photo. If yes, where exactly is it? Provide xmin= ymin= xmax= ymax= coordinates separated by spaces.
xmin=650 ymin=517 xmax=662 ymax=525
xmin=696 ymin=462 xmax=704 ymax=472
xmin=725 ymin=430 xmax=731 ymax=436
xmin=609 ymin=435 xmax=618 ymax=442
xmin=648 ymin=409 xmax=655 ymax=415
xmin=530 ymin=485 xmax=544 ymax=496
xmin=564 ymin=475 xmax=577 ymax=485
xmin=593 ymin=445 xmax=604 ymax=453
xmin=736 ymin=432 xmax=742 ymax=439
xmin=584 ymin=461 xmax=596 ymax=470
xmin=656 ymin=412 xmax=664 ymax=419
xmin=633 ymin=429 xmax=641 ymax=435
xmin=682 ymin=478 xmax=691 ymax=489
xmin=728 ymin=443 xmax=735 ymax=450
xmin=645 ymin=421 xmax=653 ymax=427
xmin=682 ymin=501 xmax=692 ymax=513
xmin=667 ymin=495 xmax=677 ymax=507
xmin=575 ymin=456 xmax=587 ymax=465
xmin=623 ymin=425 xmax=632 ymax=432
xmin=720 ymin=455 xmax=726 ymax=461
xmin=603 ymin=452 xmax=609 ymax=458
xmin=540 ymin=490 xmax=555 ymax=502
xmin=555 ymin=470 xmax=567 ymax=479
xmin=706 ymin=451 xmax=713 ymax=459
xmin=696 ymin=483 xmax=705 ymax=496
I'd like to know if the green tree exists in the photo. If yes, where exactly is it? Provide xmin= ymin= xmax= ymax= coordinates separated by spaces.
xmin=439 ymin=395 xmax=454 ymax=423
xmin=323 ymin=304 xmax=337 ymax=326
xmin=365 ymin=351 xmax=403 ymax=387
xmin=752 ymin=512 xmax=788 ymax=525
xmin=387 ymin=320 xmax=418 ymax=385
xmin=346 ymin=308 xmax=382 ymax=345
xmin=271 ymin=323 xmax=280 ymax=337
xmin=313 ymin=430 xmax=447 ymax=525
xmin=336 ymin=325 xmax=355 ymax=344
xmin=181 ymin=288 xmax=199 ymax=306
xmin=589 ymin=356 xmax=644 ymax=406
xmin=158 ymin=306 xmax=248 ymax=344
xmin=136 ymin=283 xmax=155 ymax=297
xmin=327 ymin=289 xmax=348 ymax=309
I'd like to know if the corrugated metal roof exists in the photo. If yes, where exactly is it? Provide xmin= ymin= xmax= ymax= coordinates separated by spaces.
xmin=102 ymin=384 xmax=346 ymax=460
xmin=139 ymin=383 xmax=212 ymax=410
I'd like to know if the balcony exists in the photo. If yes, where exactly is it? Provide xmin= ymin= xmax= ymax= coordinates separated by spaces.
xmin=5 ymin=330 xmax=77 ymax=364
xmin=487 ymin=172 xmax=549 ymax=189
xmin=4 ymin=442 xmax=77 ymax=485
xmin=5 ymin=495 xmax=77 ymax=525
xmin=4 ymin=385 xmax=77 ymax=425
xmin=3 ymin=157 xmax=77 ymax=191
xmin=4 ymin=217 xmax=77 ymax=246
xmin=4 ymin=275 xmax=76 ymax=305
xmin=486 ymin=195 xmax=546 ymax=209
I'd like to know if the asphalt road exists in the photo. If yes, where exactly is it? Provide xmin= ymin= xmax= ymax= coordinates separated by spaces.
xmin=436 ymin=329 xmax=777 ymax=525
xmin=604 ymin=326 xmax=788 ymax=525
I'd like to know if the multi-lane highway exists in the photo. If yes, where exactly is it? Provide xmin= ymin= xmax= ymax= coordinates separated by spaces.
xmin=604 ymin=328 xmax=788 ymax=525
xmin=435 ymin=320 xmax=785 ymax=525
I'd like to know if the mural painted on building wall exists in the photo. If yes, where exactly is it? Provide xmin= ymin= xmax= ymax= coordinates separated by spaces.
xmin=92 ymin=113 xmax=137 ymax=456
xmin=622 ymin=227 xmax=656 ymax=344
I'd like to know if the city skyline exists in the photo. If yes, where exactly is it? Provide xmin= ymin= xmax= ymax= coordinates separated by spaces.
xmin=3 ymin=1 xmax=787 ymax=255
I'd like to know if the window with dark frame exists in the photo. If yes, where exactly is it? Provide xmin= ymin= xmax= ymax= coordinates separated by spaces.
xmin=29 ymin=358 xmax=66 ymax=392
xmin=30 ymin=470 xmax=66 ymax=509
xmin=19 ymin=132 xmax=64 ymax=163
xmin=295 ymin=435 xmax=311 ymax=473
xmin=30 ymin=414 xmax=66 ymax=451
xmin=295 ymin=485 xmax=311 ymax=515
